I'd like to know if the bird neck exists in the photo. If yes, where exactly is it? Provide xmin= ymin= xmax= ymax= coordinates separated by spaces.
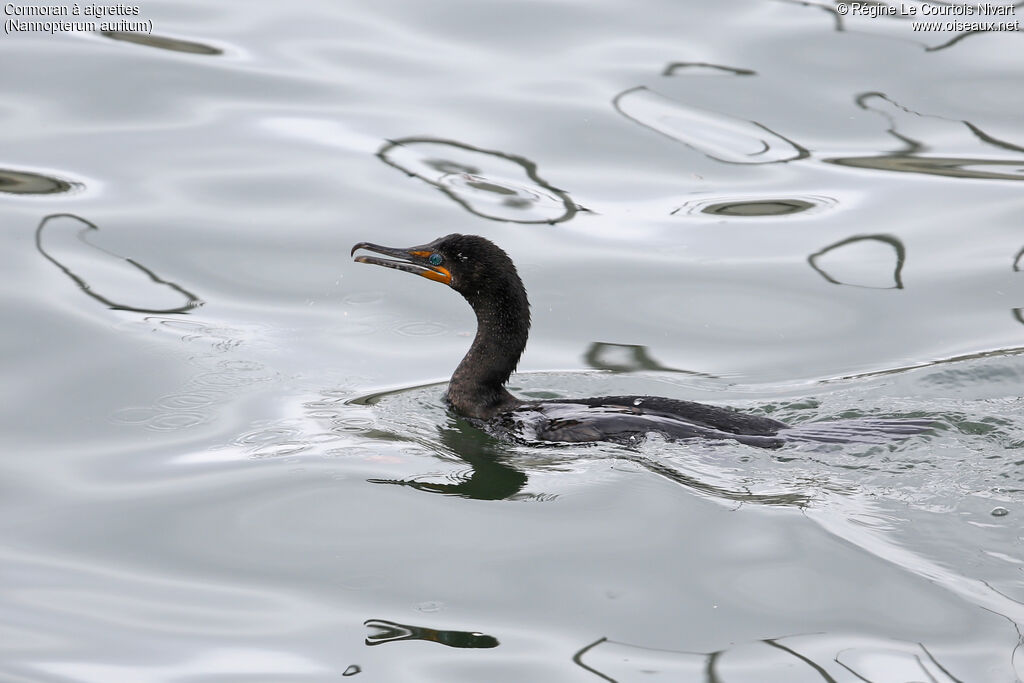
xmin=447 ymin=284 xmax=530 ymax=420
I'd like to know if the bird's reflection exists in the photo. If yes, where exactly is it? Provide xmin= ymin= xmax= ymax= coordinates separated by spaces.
xmin=808 ymin=233 xmax=906 ymax=289
xmin=35 ymin=213 xmax=202 ymax=314
xmin=364 ymin=618 xmax=499 ymax=649
xmin=377 ymin=136 xmax=579 ymax=224
xmin=367 ymin=418 xmax=528 ymax=500
xmin=368 ymin=414 xmax=808 ymax=507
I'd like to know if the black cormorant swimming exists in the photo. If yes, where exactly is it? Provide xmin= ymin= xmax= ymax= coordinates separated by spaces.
xmin=351 ymin=234 xmax=930 ymax=448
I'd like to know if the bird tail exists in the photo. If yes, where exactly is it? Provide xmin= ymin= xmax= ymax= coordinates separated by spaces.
xmin=778 ymin=417 xmax=935 ymax=445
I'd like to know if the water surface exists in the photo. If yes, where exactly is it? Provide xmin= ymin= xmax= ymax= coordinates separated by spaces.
xmin=2 ymin=0 xmax=1023 ymax=680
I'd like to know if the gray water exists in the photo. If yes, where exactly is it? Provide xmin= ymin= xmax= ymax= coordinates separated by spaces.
xmin=3 ymin=0 xmax=1024 ymax=680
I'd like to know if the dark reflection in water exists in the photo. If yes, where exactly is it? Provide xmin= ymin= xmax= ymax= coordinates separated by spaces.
xmin=808 ymin=234 xmax=906 ymax=289
xmin=700 ymin=198 xmax=815 ymax=216
xmin=615 ymin=82 xmax=1024 ymax=181
xmin=100 ymin=31 xmax=222 ymax=55
xmin=925 ymin=4 xmax=1024 ymax=52
xmin=368 ymin=419 xmax=528 ymax=501
xmin=364 ymin=619 xmax=499 ymax=649
xmin=661 ymin=62 xmax=755 ymax=77
xmin=377 ymin=137 xmax=579 ymax=224
xmin=35 ymin=213 xmax=202 ymax=314
xmin=613 ymin=86 xmax=809 ymax=165
xmin=826 ymin=92 xmax=1024 ymax=181
xmin=1014 ymin=245 xmax=1024 ymax=325
xmin=831 ymin=154 xmax=1024 ymax=181
xmin=963 ymin=119 xmax=1024 ymax=154
xmin=584 ymin=341 xmax=712 ymax=377
xmin=779 ymin=0 xmax=847 ymax=32
xmin=674 ymin=195 xmax=835 ymax=219
xmin=0 ymin=168 xmax=76 ymax=195
xmin=584 ymin=342 xmax=677 ymax=373
xmin=573 ymin=633 xmax=965 ymax=682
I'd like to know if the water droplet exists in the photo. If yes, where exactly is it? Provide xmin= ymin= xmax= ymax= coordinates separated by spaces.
xmin=633 ymin=398 xmax=643 ymax=406
xmin=991 ymin=507 xmax=1010 ymax=517
xmin=342 ymin=664 xmax=361 ymax=676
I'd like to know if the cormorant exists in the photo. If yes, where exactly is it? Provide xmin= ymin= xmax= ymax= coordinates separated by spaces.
xmin=351 ymin=234 xmax=930 ymax=448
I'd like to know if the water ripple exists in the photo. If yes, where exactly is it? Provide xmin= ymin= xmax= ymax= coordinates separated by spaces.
xmin=395 ymin=320 xmax=448 ymax=337
xmin=343 ymin=291 xmax=384 ymax=305
xmin=155 ymin=391 xmax=223 ymax=411
xmin=808 ymin=234 xmax=906 ymax=289
xmin=661 ymin=61 xmax=755 ymax=77
xmin=109 ymin=319 xmax=278 ymax=433
xmin=36 ymin=214 xmax=202 ymax=314
xmin=677 ymin=194 xmax=836 ymax=218
xmin=377 ymin=137 xmax=579 ymax=223
xmin=576 ymin=632 xmax=983 ymax=682
xmin=147 ymin=412 xmax=211 ymax=431
xmin=825 ymin=92 xmax=1024 ymax=182
xmin=613 ymin=86 xmax=809 ymax=164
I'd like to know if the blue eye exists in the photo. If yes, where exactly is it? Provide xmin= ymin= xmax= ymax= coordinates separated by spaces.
xmin=428 ymin=253 xmax=443 ymax=266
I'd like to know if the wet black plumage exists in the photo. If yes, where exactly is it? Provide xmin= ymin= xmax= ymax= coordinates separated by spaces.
xmin=351 ymin=234 xmax=930 ymax=447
